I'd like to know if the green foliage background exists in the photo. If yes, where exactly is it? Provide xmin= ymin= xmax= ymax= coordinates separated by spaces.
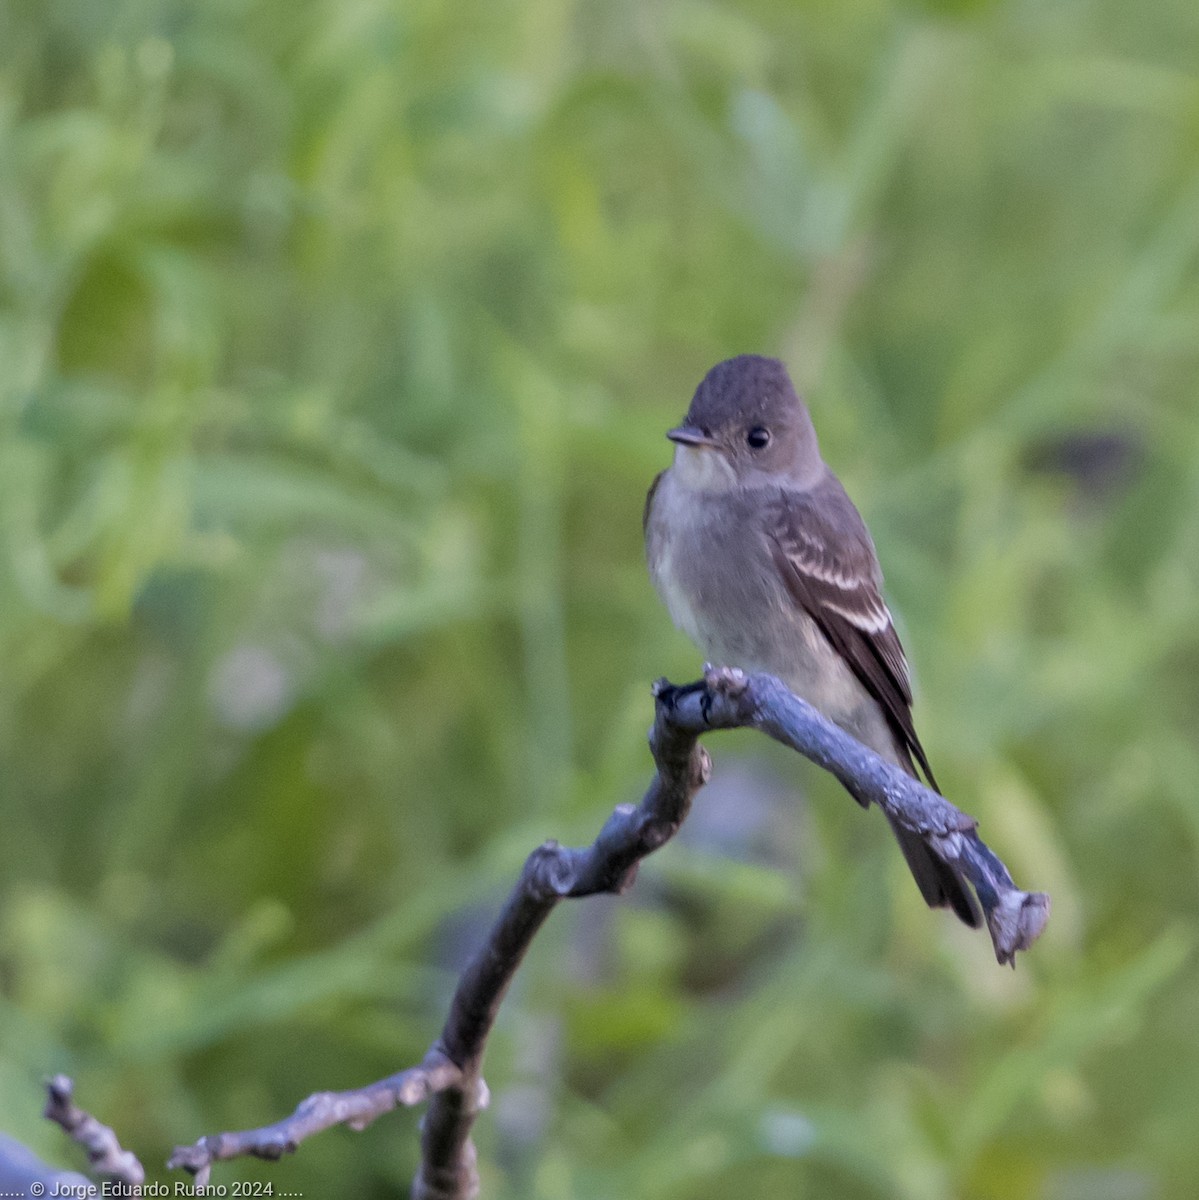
xmin=2 ymin=0 xmax=1198 ymax=1196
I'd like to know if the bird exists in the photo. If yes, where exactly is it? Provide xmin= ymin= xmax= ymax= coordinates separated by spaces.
xmin=644 ymin=354 xmax=979 ymax=927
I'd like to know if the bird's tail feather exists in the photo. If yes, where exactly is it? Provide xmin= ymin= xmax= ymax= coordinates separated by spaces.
xmin=886 ymin=813 xmax=981 ymax=928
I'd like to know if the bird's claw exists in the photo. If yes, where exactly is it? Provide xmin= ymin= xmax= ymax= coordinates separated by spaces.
xmin=656 ymin=667 xmax=748 ymax=724
xmin=655 ymin=677 xmax=705 ymax=711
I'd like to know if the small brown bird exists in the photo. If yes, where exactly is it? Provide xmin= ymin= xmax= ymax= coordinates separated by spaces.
xmin=644 ymin=355 xmax=979 ymax=927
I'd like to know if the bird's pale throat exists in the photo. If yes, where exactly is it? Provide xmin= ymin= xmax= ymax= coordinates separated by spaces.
xmin=671 ymin=444 xmax=738 ymax=493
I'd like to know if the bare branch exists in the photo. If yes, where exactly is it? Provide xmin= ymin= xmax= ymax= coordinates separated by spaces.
xmin=671 ymin=668 xmax=1050 ymax=966
xmin=44 ymin=1075 xmax=146 ymax=1187
xmin=167 ymin=1050 xmax=463 ymax=1188
xmin=166 ymin=669 xmax=1048 ymax=1198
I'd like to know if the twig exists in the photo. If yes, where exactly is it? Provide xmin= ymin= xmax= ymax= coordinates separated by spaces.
xmin=167 ymin=1051 xmax=463 ymax=1188
xmin=165 ymin=668 xmax=1048 ymax=1198
xmin=44 ymin=1075 xmax=146 ymax=1186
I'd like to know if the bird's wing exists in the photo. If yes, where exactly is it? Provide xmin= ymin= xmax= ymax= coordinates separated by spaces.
xmin=765 ymin=477 xmax=938 ymax=791
xmin=767 ymin=479 xmax=981 ymax=928
xmin=643 ymin=470 xmax=665 ymax=535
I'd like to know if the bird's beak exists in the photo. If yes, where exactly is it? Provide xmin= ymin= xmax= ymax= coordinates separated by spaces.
xmin=667 ymin=425 xmax=720 ymax=449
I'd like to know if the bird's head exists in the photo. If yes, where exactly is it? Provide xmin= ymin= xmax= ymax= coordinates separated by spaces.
xmin=667 ymin=355 xmax=822 ymax=491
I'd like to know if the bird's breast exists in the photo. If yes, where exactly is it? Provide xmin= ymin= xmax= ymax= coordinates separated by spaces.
xmin=651 ymin=536 xmax=709 ymax=651
xmin=647 ymin=472 xmax=785 ymax=662
xmin=645 ymin=471 xmax=872 ymax=729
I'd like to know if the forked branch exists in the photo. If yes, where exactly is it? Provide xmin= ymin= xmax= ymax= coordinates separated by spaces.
xmin=126 ymin=669 xmax=1043 ymax=1198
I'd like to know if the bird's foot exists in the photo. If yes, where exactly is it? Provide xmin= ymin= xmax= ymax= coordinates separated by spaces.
xmin=656 ymin=667 xmax=749 ymax=724
xmin=700 ymin=664 xmax=749 ymax=723
xmin=702 ymin=664 xmax=749 ymax=697
xmin=653 ymin=677 xmax=707 ymax=711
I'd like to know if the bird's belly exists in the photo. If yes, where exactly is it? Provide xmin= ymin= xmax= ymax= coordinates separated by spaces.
xmin=654 ymin=532 xmax=850 ymax=714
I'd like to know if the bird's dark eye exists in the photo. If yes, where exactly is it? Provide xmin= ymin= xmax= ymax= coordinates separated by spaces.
xmin=747 ymin=426 xmax=771 ymax=450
